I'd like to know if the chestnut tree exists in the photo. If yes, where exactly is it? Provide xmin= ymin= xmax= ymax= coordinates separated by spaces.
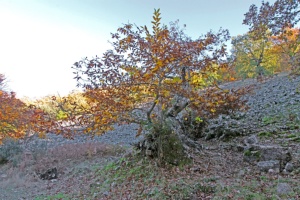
xmin=69 ymin=9 xmax=247 ymax=163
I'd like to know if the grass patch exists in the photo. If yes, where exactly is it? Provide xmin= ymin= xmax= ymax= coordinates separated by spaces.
xmin=291 ymin=136 xmax=300 ymax=142
xmin=34 ymin=193 xmax=71 ymax=200
xmin=258 ymin=131 xmax=273 ymax=138
xmin=89 ymin=154 xmax=199 ymax=199
xmin=262 ymin=116 xmax=277 ymax=125
xmin=84 ymin=148 xmax=300 ymax=199
xmin=213 ymin=176 xmax=299 ymax=200
xmin=286 ymin=122 xmax=300 ymax=130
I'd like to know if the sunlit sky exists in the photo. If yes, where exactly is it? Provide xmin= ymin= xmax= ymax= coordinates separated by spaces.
xmin=0 ymin=0 xmax=274 ymax=99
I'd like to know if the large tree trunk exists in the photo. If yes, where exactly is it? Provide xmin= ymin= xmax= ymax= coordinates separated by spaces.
xmin=133 ymin=98 xmax=202 ymax=166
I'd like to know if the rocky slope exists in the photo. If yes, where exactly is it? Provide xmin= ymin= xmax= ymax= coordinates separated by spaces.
xmin=12 ymin=72 xmax=300 ymax=152
xmin=205 ymin=72 xmax=300 ymax=140
xmin=0 ymin=72 xmax=299 ymax=199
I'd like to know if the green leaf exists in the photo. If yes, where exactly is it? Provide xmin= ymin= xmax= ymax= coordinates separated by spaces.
xmin=195 ymin=117 xmax=203 ymax=122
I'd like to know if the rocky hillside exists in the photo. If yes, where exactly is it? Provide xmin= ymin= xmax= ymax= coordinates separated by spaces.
xmin=0 ymin=72 xmax=299 ymax=199
xmin=205 ymin=72 xmax=300 ymax=140
xmin=14 ymin=72 xmax=300 ymax=150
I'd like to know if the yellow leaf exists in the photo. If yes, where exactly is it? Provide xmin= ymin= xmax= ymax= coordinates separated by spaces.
xmin=156 ymin=60 xmax=163 ymax=67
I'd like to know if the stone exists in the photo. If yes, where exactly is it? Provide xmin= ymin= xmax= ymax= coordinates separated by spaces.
xmin=38 ymin=167 xmax=58 ymax=180
xmin=244 ymin=135 xmax=258 ymax=146
xmin=249 ymin=144 xmax=292 ymax=163
xmin=145 ymin=149 xmax=153 ymax=156
xmin=243 ymin=150 xmax=261 ymax=163
xmin=244 ymin=144 xmax=292 ymax=169
xmin=191 ymin=167 xmax=201 ymax=172
xmin=277 ymin=183 xmax=293 ymax=195
xmin=257 ymin=160 xmax=280 ymax=172
xmin=237 ymin=169 xmax=245 ymax=177
xmin=0 ymin=174 xmax=7 ymax=178
xmin=268 ymin=169 xmax=276 ymax=174
xmin=284 ymin=162 xmax=294 ymax=172
xmin=235 ymin=145 xmax=245 ymax=152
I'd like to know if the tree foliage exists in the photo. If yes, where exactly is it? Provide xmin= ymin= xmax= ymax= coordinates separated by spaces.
xmin=234 ymin=0 xmax=300 ymax=79
xmin=0 ymin=74 xmax=52 ymax=143
xmin=231 ymin=32 xmax=280 ymax=78
xmin=0 ymin=89 xmax=27 ymax=142
xmin=269 ymin=0 xmax=300 ymax=34
xmin=29 ymin=91 xmax=90 ymax=121
xmin=244 ymin=0 xmax=300 ymax=35
xmin=70 ymin=9 xmax=247 ymax=140
xmin=241 ymin=1 xmax=275 ymax=79
xmin=270 ymin=27 xmax=300 ymax=73
xmin=0 ymin=74 xmax=59 ymax=143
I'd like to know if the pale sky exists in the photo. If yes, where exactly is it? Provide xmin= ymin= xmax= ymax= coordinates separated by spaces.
xmin=0 ymin=0 xmax=273 ymax=99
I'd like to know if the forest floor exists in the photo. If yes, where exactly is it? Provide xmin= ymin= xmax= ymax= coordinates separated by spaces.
xmin=0 ymin=72 xmax=300 ymax=200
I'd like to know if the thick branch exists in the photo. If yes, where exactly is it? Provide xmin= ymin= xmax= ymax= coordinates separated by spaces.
xmin=166 ymin=98 xmax=189 ymax=118
xmin=147 ymin=95 xmax=158 ymax=124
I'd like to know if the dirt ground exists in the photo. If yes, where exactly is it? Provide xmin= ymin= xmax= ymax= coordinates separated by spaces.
xmin=0 ymin=134 xmax=299 ymax=199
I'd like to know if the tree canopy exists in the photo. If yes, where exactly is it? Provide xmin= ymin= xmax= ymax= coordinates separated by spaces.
xmin=70 ymin=9 xmax=246 ymax=138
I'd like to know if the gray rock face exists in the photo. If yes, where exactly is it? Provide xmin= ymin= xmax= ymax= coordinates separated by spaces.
xmin=244 ymin=135 xmax=258 ymax=146
xmin=257 ymin=160 xmax=280 ymax=172
xmin=249 ymin=144 xmax=292 ymax=163
xmin=204 ymin=73 xmax=300 ymax=140
xmin=243 ymin=135 xmax=293 ymax=172
xmin=277 ymin=183 xmax=293 ymax=195
xmin=284 ymin=162 xmax=294 ymax=172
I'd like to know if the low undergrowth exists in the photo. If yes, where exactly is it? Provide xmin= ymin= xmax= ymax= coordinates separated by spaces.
xmin=90 ymin=154 xmax=200 ymax=199
xmin=84 ymin=144 xmax=300 ymax=199
xmin=1 ymin=135 xmax=299 ymax=199
xmin=0 ymin=140 xmax=127 ymax=199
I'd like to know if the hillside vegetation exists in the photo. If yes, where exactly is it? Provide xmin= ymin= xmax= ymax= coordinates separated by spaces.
xmin=1 ymin=0 xmax=300 ymax=199
xmin=0 ymin=73 xmax=299 ymax=199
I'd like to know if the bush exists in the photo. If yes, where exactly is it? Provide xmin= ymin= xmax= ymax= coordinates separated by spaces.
xmin=0 ymin=138 xmax=23 ymax=165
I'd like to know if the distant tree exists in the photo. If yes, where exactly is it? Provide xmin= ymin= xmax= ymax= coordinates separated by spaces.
xmin=231 ymin=32 xmax=279 ymax=78
xmin=242 ymin=1 xmax=275 ymax=79
xmin=270 ymin=0 xmax=300 ymax=74
xmin=242 ymin=0 xmax=300 ymax=76
xmin=30 ymin=91 xmax=90 ymax=121
xmin=69 ymin=9 xmax=247 ymax=164
xmin=271 ymin=27 xmax=300 ymax=74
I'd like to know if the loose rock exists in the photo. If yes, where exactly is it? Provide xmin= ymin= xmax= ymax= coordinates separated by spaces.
xmin=277 ymin=183 xmax=293 ymax=195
